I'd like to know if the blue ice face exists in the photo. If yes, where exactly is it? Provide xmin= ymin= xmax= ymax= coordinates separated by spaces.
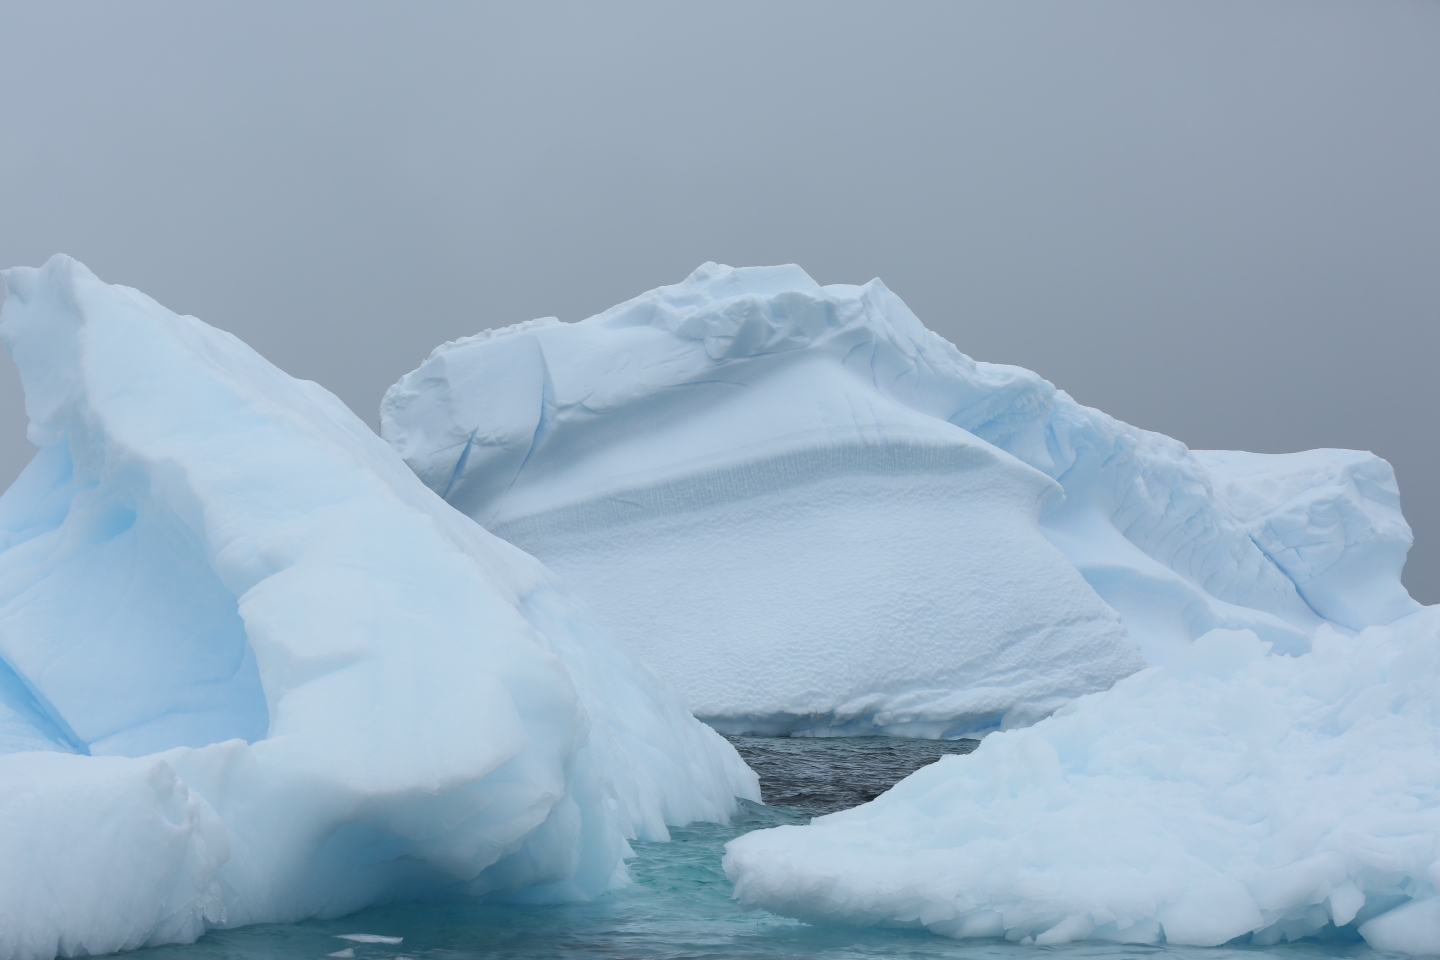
xmin=0 ymin=442 xmax=268 ymax=757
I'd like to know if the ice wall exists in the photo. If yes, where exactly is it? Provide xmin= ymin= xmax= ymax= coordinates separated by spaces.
xmin=381 ymin=263 xmax=1417 ymax=733
xmin=724 ymin=607 xmax=1440 ymax=954
xmin=0 ymin=256 xmax=757 ymax=960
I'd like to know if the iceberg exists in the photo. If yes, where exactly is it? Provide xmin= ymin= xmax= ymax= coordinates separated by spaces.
xmin=381 ymin=265 xmax=1140 ymax=736
xmin=0 ymin=256 xmax=757 ymax=960
xmin=724 ymin=608 xmax=1440 ymax=954
xmin=380 ymin=263 xmax=1415 ymax=734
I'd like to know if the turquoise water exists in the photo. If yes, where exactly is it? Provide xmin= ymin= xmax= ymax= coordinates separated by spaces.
xmin=136 ymin=737 xmax=1393 ymax=960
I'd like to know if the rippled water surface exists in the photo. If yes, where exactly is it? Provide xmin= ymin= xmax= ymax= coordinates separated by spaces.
xmin=138 ymin=736 xmax=1391 ymax=960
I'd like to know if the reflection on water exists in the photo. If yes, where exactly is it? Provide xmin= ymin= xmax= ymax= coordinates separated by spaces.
xmin=136 ymin=736 xmax=1394 ymax=960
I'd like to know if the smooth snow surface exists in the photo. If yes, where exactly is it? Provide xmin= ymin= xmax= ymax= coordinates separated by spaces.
xmin=0 ymin=256 xmax=757 ymax=960
xmin=381 ymin=263 xmax=1416 ymax=734
xmin=724 ymin=608 xmax=1440 ymax=955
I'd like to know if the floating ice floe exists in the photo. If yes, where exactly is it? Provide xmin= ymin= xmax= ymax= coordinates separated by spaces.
xmin=0 ymin=256 xmax=757 ymax=960
xmin=724 ymin=609 xmax=1440 ymax=954
xmin=381 ymin=263 xmax=1416 ymax=735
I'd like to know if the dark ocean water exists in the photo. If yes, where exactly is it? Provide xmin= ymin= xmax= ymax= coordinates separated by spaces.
xmin=135 ymin=736 xmax=1390 ymax=960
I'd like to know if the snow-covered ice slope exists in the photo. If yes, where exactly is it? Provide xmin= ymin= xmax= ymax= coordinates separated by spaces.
xmin=0 ymin=256 xmax=757 ymax=960
xmin=383 ymin=264 xmax=1145 ymax=736
xmin=381 ymin=263 xmax=1416 ymax=733
xmin=724 ymin=607 xmax=1440 ymax=954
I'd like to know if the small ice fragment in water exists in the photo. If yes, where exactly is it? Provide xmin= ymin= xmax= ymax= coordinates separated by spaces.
xmin=326 ymin=951 xmax=354 ymax=958
xmin=336 ymin=934 xmax=403 ymax=944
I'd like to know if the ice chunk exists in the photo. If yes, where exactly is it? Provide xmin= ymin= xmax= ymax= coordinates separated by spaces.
xmin=1360 ymin=896 xmax=1440 ymax=955
xmin=335 ymin=934 xmax=403 ymax=944
xmin=382 ymin=263 xmax=1416 ymax=732
xmin=0 ymin=256 xmax=757 ymax=960
xmin=723 ymin=607 xmax=1440 ymax=954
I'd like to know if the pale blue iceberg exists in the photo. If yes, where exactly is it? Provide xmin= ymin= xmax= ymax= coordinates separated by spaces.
xmin=381 ymin=263 xmax=1416 ymax=734
xmin=0 ymin=256 xmax=757 ymax=960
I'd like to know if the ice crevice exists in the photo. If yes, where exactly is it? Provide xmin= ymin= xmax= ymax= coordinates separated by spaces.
xmin=440 ymin=428 xmax=479 ymax=501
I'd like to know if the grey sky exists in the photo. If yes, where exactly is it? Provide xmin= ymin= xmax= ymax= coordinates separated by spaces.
xmin=2 ymin=1 xmax=1436 ymax=602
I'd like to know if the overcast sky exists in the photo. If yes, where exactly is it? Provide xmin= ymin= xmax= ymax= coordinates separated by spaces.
xmin=2 ymin=1 xmax=1436 ymax=602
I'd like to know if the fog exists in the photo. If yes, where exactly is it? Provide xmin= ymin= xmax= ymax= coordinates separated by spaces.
xmin=1 ymin=0 xmax=1436 ymax=600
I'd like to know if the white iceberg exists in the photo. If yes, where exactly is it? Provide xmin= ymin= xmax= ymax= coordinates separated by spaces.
xmin=0 ymin=256 xmax=757 ymax=960
xmin=381 ymin=265 xmax=1139 ymax=736
xmin=724 ymin=608 xmax=1440 ymax=953
xmin=380 ymin=263 xmax=1415 ymax=734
